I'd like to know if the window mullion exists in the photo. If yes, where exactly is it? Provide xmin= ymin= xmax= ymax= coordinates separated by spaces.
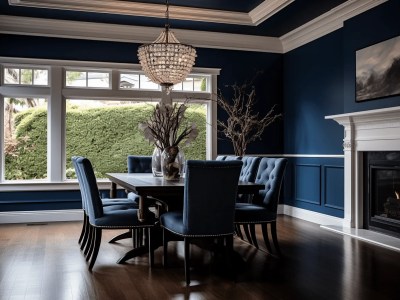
xmin=48 ymin=66 xmax=64 ymax=182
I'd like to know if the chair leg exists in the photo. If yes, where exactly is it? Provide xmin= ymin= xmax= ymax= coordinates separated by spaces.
xmin=261 ymin=223 xmax=273 ymax=254
xmin=225 ymin=235 xmax=236 ymax=281
xmin=89 ymin=228 xmax=102 ymax=271
xmin=78 ymin=213 xmax=87 ymax=245
xmin=249 ymin=224 xmax=259 ymax=249
xmin=80 ymin=215 xmax=90 ymax=250
xmin=163 ymin=229 xmax=168 ymax=267
xmin=84 ymin=225 xmax=93 ymax=258
xmin=235 ymin=224 xmax=244 ymax=240
xmin=184 ymin=237 xmax=191 ymax=286
xmin=243 ymin=224 xmax=253 ymax=245
xmin=271 ymin=221 xmax=282 ymax=257
xmin=147 ymin=228 xmax=154 ymax=267
xmin=109 ymin=230 xmax=132 ymax=243
xmin=86 ymin=226 xmax=96 ymax=261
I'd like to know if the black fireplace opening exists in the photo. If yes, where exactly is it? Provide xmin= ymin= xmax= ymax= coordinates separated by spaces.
xmin=364 ymin=152 xmax=400 ymax=238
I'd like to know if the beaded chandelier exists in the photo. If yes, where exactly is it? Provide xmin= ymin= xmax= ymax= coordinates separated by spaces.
xmin=138 ymin=0 xmax=197 ymax=93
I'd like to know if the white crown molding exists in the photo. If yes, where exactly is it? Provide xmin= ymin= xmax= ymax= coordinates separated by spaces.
xmin=249 ymin=0 xmax=294 ymax=26
xmin=0 ymin=15 xmax=283 ymax=53
xmin=280 ymin=0 xmax=388 ymax=52
xmin=8 ymin=0 xmax=297 ymax=27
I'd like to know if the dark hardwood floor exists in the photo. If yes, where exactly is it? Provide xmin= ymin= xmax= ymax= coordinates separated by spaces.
xmin=1 ymin=215 xmax=399 ymax=300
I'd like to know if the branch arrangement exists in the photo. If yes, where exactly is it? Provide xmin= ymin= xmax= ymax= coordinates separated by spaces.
xmin=139 ymin=102 xmax=198 ymax=150
xmin=217 ymin=82 xmax=281 ymax=156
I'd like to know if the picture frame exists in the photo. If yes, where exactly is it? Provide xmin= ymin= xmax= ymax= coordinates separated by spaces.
xmin=356 ymin=35 xmax=400 ymax=102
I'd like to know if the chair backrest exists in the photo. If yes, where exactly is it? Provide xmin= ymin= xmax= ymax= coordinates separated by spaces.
xmin=127 ymin=155 xmax=152 ymax=173
xmin=75 ymin=157 xmax=104 ymax=221
xmin=225 ymin=155 xmax=242 ymax=161
xmin=215 ymin=155 xmax=226 ymax=161
xmin=183 ymin=160 xmax=242 ymax=236
xmin=240 ymin=156 xmax=261 ymax=182
xmin=254 ymin=157 xmax=288 ymax=214
xmin=72 ymin=156 xmax=87 ymax=210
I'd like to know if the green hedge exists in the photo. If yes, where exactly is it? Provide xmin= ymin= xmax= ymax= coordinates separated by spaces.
xmin=5 ymin=103 xmax=206 ymax=180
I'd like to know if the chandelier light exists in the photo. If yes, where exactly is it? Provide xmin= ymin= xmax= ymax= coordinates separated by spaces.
xmin=137 ymin=0 xmax=197 ymax=93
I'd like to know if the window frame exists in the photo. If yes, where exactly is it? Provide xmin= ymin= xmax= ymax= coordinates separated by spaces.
xmin=0 ymin=57 xmax=219 ymax=190
xmin=2 ymin=64 xmax=50 ymax=87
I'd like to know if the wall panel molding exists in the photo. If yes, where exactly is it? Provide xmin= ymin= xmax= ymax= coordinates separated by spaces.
xmin=295 ymin=164 xmax=321 ymax=205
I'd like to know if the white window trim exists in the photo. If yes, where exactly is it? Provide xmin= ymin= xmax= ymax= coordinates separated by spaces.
xmin=0 ymin=57 xmax=219 ymax=190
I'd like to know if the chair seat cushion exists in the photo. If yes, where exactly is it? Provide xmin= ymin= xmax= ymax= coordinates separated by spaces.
xmin=160 ymin=211 xmax=186 ymax=235
xmin=235 ymin=203 xmax=276 ymax=223
xmin=101 ymin=198 xmax=138 ymax=208
xmin=91 ymin=206 xmax=155 ymax=228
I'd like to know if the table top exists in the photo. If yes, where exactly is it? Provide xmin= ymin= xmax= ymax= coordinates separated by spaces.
xmin=106 ymin=173 xmax=264 ymax=197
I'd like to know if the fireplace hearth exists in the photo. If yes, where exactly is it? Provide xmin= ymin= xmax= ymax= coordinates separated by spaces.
xmin=365 ymin=152 xmax=400 ymax=238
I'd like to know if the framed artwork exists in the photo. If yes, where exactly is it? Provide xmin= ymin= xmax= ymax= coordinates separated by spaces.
xmin=356 ymin=35 xmax=400 ymax=102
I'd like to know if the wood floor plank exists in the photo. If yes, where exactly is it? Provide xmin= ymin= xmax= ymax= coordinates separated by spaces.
xmin=0 ymin=216 xmax=399 ymax=300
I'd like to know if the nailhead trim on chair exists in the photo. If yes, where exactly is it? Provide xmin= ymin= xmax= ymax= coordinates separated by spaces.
xmin=161 ymin=225 xmax=234 ymax=238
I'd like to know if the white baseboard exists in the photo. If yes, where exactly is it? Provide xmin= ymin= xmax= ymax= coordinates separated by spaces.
xmin=0 ymin=206 xmax=343 ymax=226
xmin=0 ymin=209 xmax=83 ymax=224
xmin=278 ymin=204 xmax=344 ymax=226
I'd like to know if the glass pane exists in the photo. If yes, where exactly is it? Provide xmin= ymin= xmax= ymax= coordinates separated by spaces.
xmin=182 ymin=77 xmax=194 ymax=91
xmin=140 ymin=75 xmax=159 ymax=90
xmin=4 ymin=68 xmax=19 ymax=84
xmin=4 ymin=97 xmax=47 ymax=180
xmin=172 ymin=82 xmax=183 ymax=91
xmin=194 ymin=77 xmax=207 ymax=92
xmin=21 ymin=69 xmax=33 ymax=85
xmin=65 ymin=99 xmax=157 ymax=179
xmin=120 ymin=73 xmax=139 ymax=89
xmin=88 ymin=72 xmax=110 ymax=88
xmin=33 ymin=69 xmax=49 ymax=85
xmin=66 ymin=71 xmax=86 ymax=87
xmin=178 ymin=102 xmax=207 ymax=160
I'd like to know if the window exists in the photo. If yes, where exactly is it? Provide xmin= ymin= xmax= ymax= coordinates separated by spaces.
xmin=119 ymin=73 xmax=160 ymax=90
xmin=173 ymin=75 xmax=209 ymax=92
xmin=0 ymin=59 xmax=217 ymax=186
xmin=3 ymin=97 xmax=48 ymax=180
xmin=66 ymin=70 xmax=110 ymax=88
xmin=3 ymin=67 xmax=49 ymax=86
xmin=65 ymin=100 xmax=207 ymax=179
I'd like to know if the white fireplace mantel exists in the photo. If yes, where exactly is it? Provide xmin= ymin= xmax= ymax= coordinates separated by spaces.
xmin=326 ymin=106 xmax=400 ymax=228
xmin=323 ymin=106 xmax=400 ymax=251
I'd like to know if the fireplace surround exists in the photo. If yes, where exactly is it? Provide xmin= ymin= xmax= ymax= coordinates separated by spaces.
xmin=324 ymin=106 xmax=400 ymax=251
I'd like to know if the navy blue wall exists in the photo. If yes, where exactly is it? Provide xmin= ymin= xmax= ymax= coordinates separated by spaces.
xmin=343 ymin=0 xmax=400 ymax=112
xmin=282 ymin=0 xmax=400 ymax=217
xmin=0 ymin=35 xmax=283 ymax=211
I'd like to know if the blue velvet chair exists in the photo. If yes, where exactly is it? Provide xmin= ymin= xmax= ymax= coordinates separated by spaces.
xmin=234 ymin=157 xmax=287 ymax=255
xmin=160 ymin=160 xmax=242 ymax=285
xmin=215 ymin=155 xmax=226 ymax=161
xmin=74 ymin=157 xmax=156 ymax=270
xmin=224 ymin=155 xmax=242 ymax=161
xmin=235 ymin=156 xmax=262 ymax=241
xmin=72 ymin=156 xmax=137 ymax=256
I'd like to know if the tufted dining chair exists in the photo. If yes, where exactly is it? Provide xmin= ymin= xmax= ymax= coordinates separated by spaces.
xmin=235 ymin=156 xmax=262 ymax=241
xmin=160 ymin=160 xmax=242 ymax=285
xmin=74 ymin=156 xmax=156 ymax=270
xmin=234 ymin=157 xmax=287 ymax=255
xmin=72 ymin=156 xmax=137 ymax=258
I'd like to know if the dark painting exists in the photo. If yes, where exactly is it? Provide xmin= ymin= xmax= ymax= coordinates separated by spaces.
xmin=356 ymin=36 xmax=400 ymax=102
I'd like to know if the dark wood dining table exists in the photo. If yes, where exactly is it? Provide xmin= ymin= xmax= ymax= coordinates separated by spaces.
xmin=106 ymin=173 xmax=264 ymax=263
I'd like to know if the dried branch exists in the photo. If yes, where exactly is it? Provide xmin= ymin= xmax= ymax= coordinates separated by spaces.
xmin=138 ymin=101 xmax=198 ymax=150
xmin=217 ymin=82 xmax=281 ymax=156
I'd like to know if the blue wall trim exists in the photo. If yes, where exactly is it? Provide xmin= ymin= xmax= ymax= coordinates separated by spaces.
xmin=295 ymin=164 xmax=321 ymax=205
